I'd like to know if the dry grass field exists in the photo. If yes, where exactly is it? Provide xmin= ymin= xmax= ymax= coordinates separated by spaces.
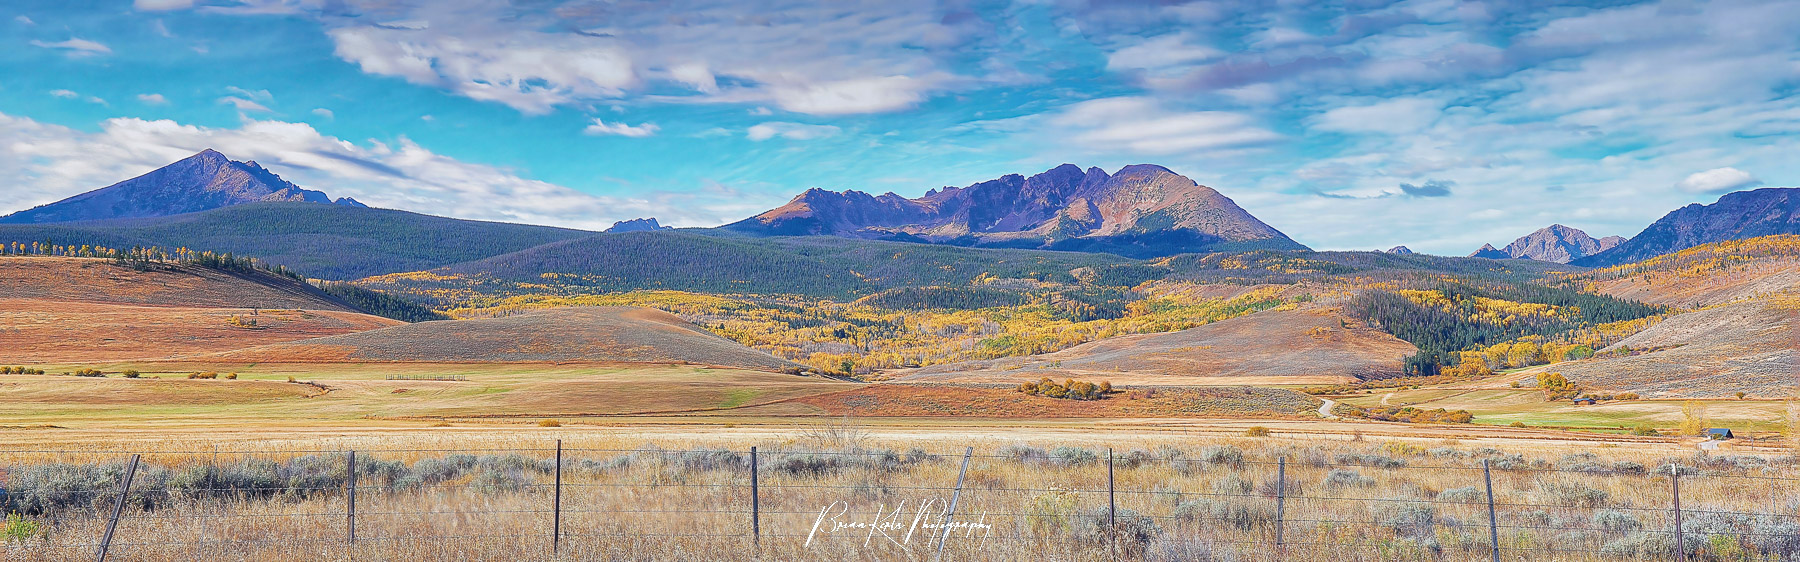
xmin=2 ymin=429 xmax=1796 ymax=561
xmin=0 ymin=298 xmax=400 ymax=362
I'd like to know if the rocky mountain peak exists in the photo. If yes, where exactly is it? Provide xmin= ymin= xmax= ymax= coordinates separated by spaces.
xmin=0 ymin=149 xmax=362 ymax=224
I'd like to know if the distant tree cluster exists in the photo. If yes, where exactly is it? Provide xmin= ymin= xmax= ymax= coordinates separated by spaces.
xmin=312 ymin=282 xmax=449 ymax=323
xmin=1348 ymin=406 xmax=1474 ymax=424
xmin=1016 ymin=378 xmax=1113 ymax=400
xmin=1347 ymin=281 xmax=1662 ymax=375
xmin=1 ymin=366 xmax=46 ymax=375
xmin=72 ymin=368 xmax=104 ymax=377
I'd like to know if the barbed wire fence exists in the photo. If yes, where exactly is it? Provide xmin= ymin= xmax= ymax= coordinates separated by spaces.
xmin=2 ymin=444 xmax=1797 ymax=560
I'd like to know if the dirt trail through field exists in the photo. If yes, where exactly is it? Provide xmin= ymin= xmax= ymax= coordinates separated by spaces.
xmin=1380 ymin=392 xmax=1394 ymax=405
xmin=1318 ymin=399 xmax=1339 ymax=419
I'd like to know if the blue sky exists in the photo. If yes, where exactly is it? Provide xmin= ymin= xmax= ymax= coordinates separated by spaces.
xmin=2 ymin=0 xmax=1797 ymax=254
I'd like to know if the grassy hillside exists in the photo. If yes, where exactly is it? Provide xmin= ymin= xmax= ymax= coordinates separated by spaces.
xmin=208 ymin=306 xmax=806 ymax=371
xmin=1564 ymin=235 xmax=1800 ymax=307
xmin=0 ymin=202 xmax=594 ymax=280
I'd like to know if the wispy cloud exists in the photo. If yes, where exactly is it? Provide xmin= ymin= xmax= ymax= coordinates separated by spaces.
xmin=746 ymin=122 xmax=840 ymax=141
xmin=137 ymin=93 xmax=168 ymax=105
xmin=218 ymin=96 xmax=271 ymax=113
xmin=30 ymin=38 xmax=111 ymax=57
xmin=583 ymin=119 xmax=659 ymax=137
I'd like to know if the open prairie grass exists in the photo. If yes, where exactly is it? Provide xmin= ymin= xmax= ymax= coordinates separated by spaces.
xmin=3 ymin=434 xmax=1795 ymax=561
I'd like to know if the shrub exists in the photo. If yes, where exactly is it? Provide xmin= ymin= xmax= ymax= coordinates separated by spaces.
xmin=73 ymin=369 xmax=104 ymax=377
xmin=1199 ymin=446 xmax=1244 ymax=468
xmin=1173 ymin=499 xmax=1272 ymax=530
xmin=121 ymin=370 xmax=140 ymax=379
xmin=1210 ymin=475 xmax=1252 ymax=496
xmin=1323 ymin=469 xmax=1374 ymax=488
xmin=1333 ymin=453 xmax=1404 ymax=468
xmin=1144 ymin=536 xmax=1234 ymax=562
xmin=3 ymin=512 xmax=39 ymax=542
xmin=1437 ymin=487 xmax=1484 ymax=503
xmin=1630 ymin=425 xmax=1659 ymax=436
xmin=538 ymin=420 xmax=561 ymax=427
xmin=1594 ymin=510 xmax=1640 ymax=534
xmin=1509 ymin=422 xmax=1527 ymax=428
xmin=225 ymin=373 xmax=238 ymax=380
xmin=1050 ymin=446 xmax=1098 ymax=466
xmin=1243 ymin=426 xmax=1271 ymax=437
xmin=1073 ymin=507 xmax=1159 ymax=547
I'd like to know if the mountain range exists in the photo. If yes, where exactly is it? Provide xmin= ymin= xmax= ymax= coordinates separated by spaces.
xmin=725 ymin=163 xmax=1307 ymax=258
xmin=1573 ymin=187 xmax=1800 ymax=267
xmin=4 ymin=149 xmax=1798 ymax=273
xmin=1466 ymin=224 xmax=1625 ymax=263
xmin=0 ymin=149 xmax=362 ymax=224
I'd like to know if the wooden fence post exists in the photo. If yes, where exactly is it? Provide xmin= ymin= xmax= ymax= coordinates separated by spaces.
xmin=553 ymin=440 xmax=563 ymax=554
xmin=1276 ymin=456 xmax=1286 ymax=552
xmin=94 ymin=454 xmax=139 ymax=562
xmin=1484 ymin=459 xmax=1499 ymax=562
xmin=934 ymin=447 xmax=974 ymax=561
xmin=346 ymin=450 xmax=357 ymax=544
xmin=1672 ymin=463 xmax=1685 ymax=562
xmin=750 ymin=446 xmax=760 ymax=547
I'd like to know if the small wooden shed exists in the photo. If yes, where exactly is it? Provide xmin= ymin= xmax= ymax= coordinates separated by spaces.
xmin=1571 ymin=397 xmax=1597 ymax=406
xmin=1705 ymin=428 xmax=1735 ymax=440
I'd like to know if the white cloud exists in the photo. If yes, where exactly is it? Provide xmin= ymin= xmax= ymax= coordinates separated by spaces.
xmin=235 ymin=2 xmax=988 ymax=116
xmin=746 ymin=122 xmax=841 ymax=141
xmin=1106 ymin=32 xmax=1222 ymax=75
xmin=583 ymin=119 xmax=659 ymax=137
xmin=15 ymin=15 xmax=34 ymax=25
xmin=30 ymin=38 xmax=111 ymax=56
xmin=1039 ymin=97 xmax=1280 ymax=155
xmin=0 ymin=111 xmax=748 ymax=230
xmin=1676 ymin=167 xmax=1760 ymax=194
xmin=134 ymin=0 xmax=195 ymax=10
xmin=310 ymin=108 xmax=334 ymax=120
xmin=1312 ymin=98 xmax=1444 ymax=135
xmin=137 ymin=93 xmax=168 ymax=105
xmin=326 ymin=25 xmax=636 ymax=115
xmin=49 ymin=90 xmax=78 ymax=99
xmin=218 ymin=96 xmax=272 ymax=113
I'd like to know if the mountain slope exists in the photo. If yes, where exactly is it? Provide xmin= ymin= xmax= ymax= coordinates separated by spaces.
xmin=0 ymin=149 xmax=360 ymax=224
xmin=0 ymin=203 xmax=595 ymax=280
xmin=362 ymin=230 xmax=1133 ymax=300
xmin=726 ymin=163 xmax=1306 ymax=257
xmin=1524 ymin=297 xmax=1799 ymax=398
xmin=1496 ymin=224 xmax=1621 ymax=263
xmin=1574 ymin=188 xmax=1800 ymax=267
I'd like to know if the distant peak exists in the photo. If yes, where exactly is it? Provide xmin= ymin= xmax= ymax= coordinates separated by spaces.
xmin=1386 ymin=245 xmax=1414 ymax=254
xmin=605 ymin=217 xmax=672 ymax=233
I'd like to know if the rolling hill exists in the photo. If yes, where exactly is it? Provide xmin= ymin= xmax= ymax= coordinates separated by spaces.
xmin=726 ymin=163 xmax=1307 ymax=257
xmin=897 ymin=306 xmax=1416 ymax=386
xmin=0 ymin=257 xmax=402 ymax=362
xmin=207 ymin=306 xmax=807 ymax=371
